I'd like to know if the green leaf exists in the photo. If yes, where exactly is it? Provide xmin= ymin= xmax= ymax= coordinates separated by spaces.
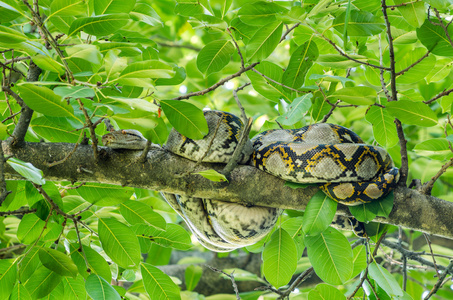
xmin=130 ymin=3 xmax=162 ymax=27
xmin=94 ymin=0 xmax=136 ymax=15
xmin=414 ymin=138 xmax=453 ymax=160
xmin=32 ymin=54 xmax=65 ymax=75
xmin=71 ymin=244 xmax=112 ymax=282
xmin=303 ymin=190 xmax=337 ymax=236
xmin=276 ymin=94 xmax=312 ymax=125
xmin=309 ymin=74 xmax=354 ymax=86
xmin=160 ymin=100 xmax=208 ymax=140
xmin=48 ymin=0 xmax=85 ymax=17
xmin=117 ymin=60 xmax=175 ymax=79
xmin=262 ymin=228 xmax=297 ymax=288
xmin=7 ymin=157 xmax=45 ymax=185
xmin=0 ymin=2 xmax=21 ymax=22
xmin=174 ymin=0 xmax=204 ymax=16
xmin=31 ymin=116 xmax=83 ymax=143
xmin=246 ymin=61 xmax=289 ymax=103
xmin=246 ymin=21 xmax=283 ymax=62
xmin=66 ymin=44 xmax=102 ymax=65
xmin=394 ymin=0 xmax=425 ymax=28
xmin=333 ymin=10 xmax=385 ymax=36
xmin=18 ymin=84 xmax=74 ymax=117
xmin=38 ymin=248 xmax=78 ymax=277
xmin=141 ymin=262 xmax=181 ymax=300
xmin=62 ymin=276 xmax=87 ymax=300
xmin=0 ymin=259 xmax=17 ymax=300
xmin=306 ymin=228 xmax=353 ymax=285
xmin=308 ymin=283 xmax=346 ymax=300
xmin=10 ymin=283 xmax=32 ymax=300
xmin=197 ymin=40 xmax=235 ymax=75
xmin=134 ymin=223 xmax=193 ymax=251
xmin=18 ymin=247 xmax=40 ymax=282
xmin=386 ymin=100 xmax=437 ymax=127
xmin=238 ymin=1 xmax=288 ymax=25
xmin=68 ymin=14 xmax=129 ymax=36
xmin=352 ymin=245 xmax=367 ymax=278
xmin=281 ymin=217 xmax=305 ymax=258
xmin=194 ymin=169 xmax=228 ymax=182
xmin=368 ymin=262 xmax=404 ymax=296
xmin=317 ymin=54 xmax=367 ymax=68
xmin=395 ymin=48 xmax=436 ymax=84
xmin=54 ymin=86 xmax=95 ymax=99
xmin=366 ymin=104 xmax=399 ymax=148
xmin=282 ymin=40 xmax=319 ymax=95
xmin=329 ymin=86 xmax=376 ymax=105
xmin=24 ymin=265 xmax=62 ymax=299
xmin=349 ymin=203 xmax=377 ymax=223
xmin=98 ymin=218 xmax=141 ymax=268
xmin=185 ymin=265 xmax=202 ymax=291
xmin=85 ymin=274 xmax=121 ymax=300
xmin=76 ymin=183 xmax=134 ymax=206
xmin=120 ymin=200 xmax=166 ymax=230
xmin=417 ymin=19 xmax=453 ymax=56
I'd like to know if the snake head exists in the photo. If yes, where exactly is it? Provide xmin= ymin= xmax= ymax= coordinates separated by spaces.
xmin=102 ymin=129 xmax=148 ymax=150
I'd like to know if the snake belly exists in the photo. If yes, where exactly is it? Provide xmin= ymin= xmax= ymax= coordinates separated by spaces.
xmin=164 ymin=111 xmax=280 ymax=252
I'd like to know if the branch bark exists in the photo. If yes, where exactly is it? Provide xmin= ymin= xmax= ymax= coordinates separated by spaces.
xmin=2 ymin=141 xmax=453 ymax=240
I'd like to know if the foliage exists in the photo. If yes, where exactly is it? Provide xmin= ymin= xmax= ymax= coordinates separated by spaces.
xmin=1 ymin=0 xmax=453 ymax=299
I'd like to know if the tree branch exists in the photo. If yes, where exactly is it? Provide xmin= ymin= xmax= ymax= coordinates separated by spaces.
xmin=2 ymin=141 xmax=453 ymax=240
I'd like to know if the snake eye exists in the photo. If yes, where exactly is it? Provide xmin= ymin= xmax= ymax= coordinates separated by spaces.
xmin=121 ymin=130 xmax=127 ymax=135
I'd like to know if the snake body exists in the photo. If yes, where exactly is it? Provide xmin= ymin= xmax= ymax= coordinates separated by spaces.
xmin=103 ymin=110 xmax=399 ymax=252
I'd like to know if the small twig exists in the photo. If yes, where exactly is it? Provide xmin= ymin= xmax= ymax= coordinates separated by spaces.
xmin=387 ymin=0 xmax=422 ymax=8
xmin=365 ymin=277 xmax=381 ymax=300
xmin=320 ymin=100 xmax=340 ymax=123
xmin=395 ymin=119 xmax=409 ymax=186
xmin=73 ymin=219 xmax=90 ymax=272
xmin=227 ymin=28 xmax=245 ymax=67
xmin=157 ymin=42 xmax=201 ymax=51
xmin=432 ymin=7 xmax=453 ymax=48
xmin=276 ymin=267 xmax=314 ymax=299
xmin=280 ymin=22 xmax=301 ymax=42
xmin=59 ymin=182 xmax=87 ymax=190
xmin=0 ymin=208 xmax=37 ymax=216
xmin=420 ymin=158 xmax=453 ymax=195
xmin=251 ymin=68 xmax=308 ymax=95
xmin=424 ymin=88 xmax=453 ymax=104
xmin=2 ymin=56 xmax=31 ymax=65
xmin=379 ymin=34 xmax=392 ymax=101
xmin=395 ymin=51 xmax=430 ymax=76
xmin=172 ymin=62 xmax=259 ymax=100
xmin=73 ymin=203 xmax=94 ymax=217
xmin=381 ymin=0 xmax=398 ymax=101
xmin=2 ymin=109 xmax=24 ymax=123
xmin=77 ymin=99 xmax=99 ymax=161
xmin=424 ymin=261 xmax=453 ymax=300
xmin=424 ymin=234 xmax=440 ymax=278
xmin=0 ymin=142 xmax=11 ymax=205
xmin=2 ymin=86 xmax=25 ymax=107
xmin=206 ymin=265 xmax=240 ymax=300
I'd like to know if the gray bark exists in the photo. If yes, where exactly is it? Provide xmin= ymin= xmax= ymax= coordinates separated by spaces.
xmin=2 ymin=141 xmax=453 ymax=240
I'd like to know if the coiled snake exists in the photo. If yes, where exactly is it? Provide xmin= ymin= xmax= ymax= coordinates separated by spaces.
xmin=103 ymin=111 xmax=399 ymax=252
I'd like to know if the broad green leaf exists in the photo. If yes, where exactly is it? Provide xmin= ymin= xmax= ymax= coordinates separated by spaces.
xmin=246 ymin=21 xmax=283 ymax=62
xmin=7 ymin=158 xmax=45 ymax=185
xmin=394 ymin=0 xmax=425 ymax=28
xmin=238 ymin=1 xmax=288 ymax=25
xmin=54 ymin=86 xmax=95 ymax=99
xmin=276 ymin=94 xmax=312 ymax=125
xmin=309 ymin=74 xmax=354 ymax=86
xmin=117 ymin=60 xmax=175 ymax=80
xmin=68 ymin=14 xmax=129 ymax=36
xmin=49 ymin=15 xmax=76 ymax=35
xmin=349 ymin=203 xmax=377 ymax=223
xmin=417 ymin=19 xmax=453 ymax=57
xmin=246 ymin=61 xmax=289 ymax=103
xmin=62 ymin=276 xmax=87 ymax=300
xmin=120 ymin=200 xmax=166 ymax=230
xmin=48 ymin=0 xmax=85 ymax=17
xmin=352 ymin=245 xmax=367 ymax=278
xmin=9 ymin=283 xmax=32 ymax=300
xmin=414 ymin=138 xmax=453 ymax=160
xmin=31 ymin=116 xmax=83 ymax=143
xmin=141 ymin=263 xmax=181 ymax=300
xmin=262 ymin=228 xmax=297 ymax=288
xmin=317 ymin=54 xmax=367 ymax=68
xmin=71 ymin=245 xmax=112 ymax=282
xmin=98 ymin=218 xmax=141 ymax=268
xmin=19 ymin=247 xmax=41 ymax=282
xmin=24 ymin=265 xmax=62 ymax=299
xmin=221 ymin=268 xmax=266 ymax=283
xmin=333 ymin=10 xmax=385 ymax=36
xmin=303 ymin=190 xmax=337 ymax=236
xmin=160 ymin=100 xmax=208 ymax=140
xmin=155 ymin=65 xmax=186 ymax=86
xmin=85 ymin=274 xmax=121 ymax=300
xmin=18 ymin=84 xmax=74 ymax=117
xmin=329 ymin=86 xmax=376 ymax=105
xmin=66 ymin=44 xmax=102 ymax=65
xmin=368 ymin=262 xmax=404 ymax=296
xmin=281 ymin=217 xmax=305 ymax=258
xmin=32 ymin=54 xmax=65 ymax=75
xmin=306 ymin=228 xmax=353 ymax=285
xmin=0 ymin=1 xmax=21 ymax=22
xmin=386 ymin=100 xmax=437 ymax=127
xmin=174 ymin=0 xmax=204 ymax=16
xmin=185 ymin=265 xmax=202 ymax=291
xmin=366 ymin=104 xmax=399 ymax=148
xmin=0 ymin=24 xmax=28 ymax=44
xmin=426 ymin=58 xmax=453 ymax=83
xmin=197 ymin=40 xmax=235 ymax=75
xmin=38 ymin=248 xmax=78 ymax=277
xmin=282 ymin=40 xmax=319 ymax=95
xmin=395 ymin=48 xmax=436 ymax=84
xmin=194 ymin=169 xmax=228 ymax=182
xmin=76 ymin=183 xmax=134 ymax=206
xmin=0 ymin=259 xmax=17 ymax=300
xmin=308 ymin=283 xmax=346 ymax=300
xmin=94 ymin=0 xmax=136 ymax=15
xmin=130 ymin=3 xmax=162 ymax=27
xmin=134 ymin=223 xmax=193 ymax=251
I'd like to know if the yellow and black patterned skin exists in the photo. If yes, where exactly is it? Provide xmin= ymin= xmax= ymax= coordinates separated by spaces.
xmin=251 ymin=123 xmax=399 ymax=206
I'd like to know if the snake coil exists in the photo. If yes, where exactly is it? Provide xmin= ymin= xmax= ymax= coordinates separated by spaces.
xmin=103 ymin=110 xmax=399 ymax=252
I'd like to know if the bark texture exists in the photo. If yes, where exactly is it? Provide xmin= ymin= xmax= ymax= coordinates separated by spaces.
xmin=2 ymin=141 xmax=453 ymax=239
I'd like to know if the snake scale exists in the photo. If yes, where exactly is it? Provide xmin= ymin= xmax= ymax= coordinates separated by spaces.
xmin=103 ymin=111 xmax=399 ymax=252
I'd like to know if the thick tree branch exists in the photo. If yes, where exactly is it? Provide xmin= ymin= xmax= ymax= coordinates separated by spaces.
xmin=2 ymin=141 xmax=453 ymax=240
